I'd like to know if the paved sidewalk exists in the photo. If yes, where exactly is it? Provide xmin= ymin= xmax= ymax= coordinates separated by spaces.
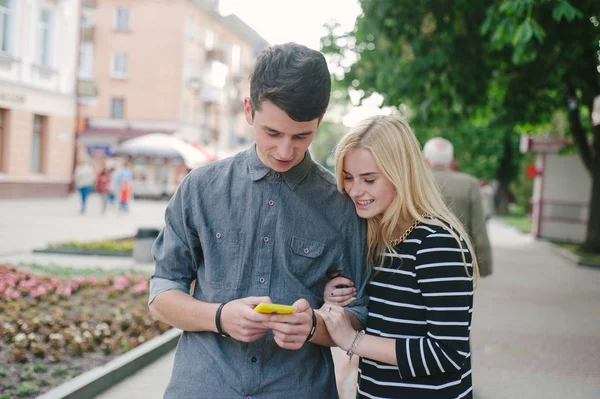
xmin=0 ymin=194 xmax=167 ymax=269
xmin=93 ymin=219 xmax=600 ymax=399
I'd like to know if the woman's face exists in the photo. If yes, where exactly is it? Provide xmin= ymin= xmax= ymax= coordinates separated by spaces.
xmin=342 ymin=147 xmax=396 ymax=219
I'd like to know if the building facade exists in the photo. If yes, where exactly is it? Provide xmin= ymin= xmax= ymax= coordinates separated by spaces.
xmin=78 ymin=0 xmax=268 ymax=157
xmin=0 ymin=0 xmax=79 ymax=198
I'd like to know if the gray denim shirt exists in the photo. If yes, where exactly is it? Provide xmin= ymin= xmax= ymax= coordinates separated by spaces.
xmin=149 ymin=144 xmax=368 ymax=399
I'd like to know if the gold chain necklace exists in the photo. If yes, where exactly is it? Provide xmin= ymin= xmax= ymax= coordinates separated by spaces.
xmin=389 ymin=214 xmax=429 ymax=247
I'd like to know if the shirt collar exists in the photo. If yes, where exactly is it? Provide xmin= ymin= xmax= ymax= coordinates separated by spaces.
xmin=246 ymin=143 xmax=314 ymax=191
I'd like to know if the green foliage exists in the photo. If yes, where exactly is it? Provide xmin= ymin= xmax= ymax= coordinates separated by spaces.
xmin=16 ymin=383 xmax=38 ymax=397
xmin=51 ymin=368 xmax=67 ymax=377
xmin=511 ymin=153 xmax=536 ymax=211
xmin=21 ymin=263 xmax=142 ymax=278
xmin=310 ymin=120 xmax=347 ymax=172
xmin=0 ymin=369 xmax=6 ymax=378
xmin=33 ymin=363 xmax=46 ymax=373
xmin=19 ymin=371 xmax=34 ymax=381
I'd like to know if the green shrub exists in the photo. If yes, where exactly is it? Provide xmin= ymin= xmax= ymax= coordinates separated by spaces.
xmin=16 ymin=383 xmax=38 ymax=397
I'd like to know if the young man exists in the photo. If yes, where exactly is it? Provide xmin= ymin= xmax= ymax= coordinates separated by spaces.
xmin=149 ymin=43 xmax=369 ymax=399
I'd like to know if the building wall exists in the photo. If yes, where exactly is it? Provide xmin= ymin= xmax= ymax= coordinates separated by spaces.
xmin=0 ymin=0 xmax=79 ymax=198
xmin=80 ymin=0 xmax=265 ymax=155
xmin=532 ymin=153 xmax=591 ymax=242
xmin=82 ymin=0 xmax=186 ymax=122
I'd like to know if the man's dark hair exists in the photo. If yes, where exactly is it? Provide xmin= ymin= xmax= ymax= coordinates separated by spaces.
xmin=250 ymin=42 xmax=331 ymax=122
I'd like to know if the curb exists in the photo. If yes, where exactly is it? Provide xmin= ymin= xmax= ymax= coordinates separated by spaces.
xmin=541 ymin=239 xmax=600 ymax=269
xmin=37 ymin=328 xmax=181 ymax=399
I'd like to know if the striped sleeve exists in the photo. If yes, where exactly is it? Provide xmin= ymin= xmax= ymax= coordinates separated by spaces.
xmin=394 ymin=229 xmax=474 ymax=380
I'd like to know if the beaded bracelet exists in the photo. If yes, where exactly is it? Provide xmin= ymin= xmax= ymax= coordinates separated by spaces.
xmin=346 ymin=329 xmax=365 ymax=363
xmin=215 ymin=302 xmax=229 ymax=337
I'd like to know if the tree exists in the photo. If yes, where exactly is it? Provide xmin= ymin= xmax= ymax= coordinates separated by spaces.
xmin=321 ymin=1 xmax=520 ymax=212
xmin=322 ymin=0 xmax=600 ymax=253
xmin=481 ymin=0 xmax=600 ymax=253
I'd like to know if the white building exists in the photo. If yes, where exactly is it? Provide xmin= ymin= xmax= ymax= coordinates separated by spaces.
xmin=0 ymin=0 xmax=79 ymax=198
xmin=521 ymin=135 xmax=591 ymax=242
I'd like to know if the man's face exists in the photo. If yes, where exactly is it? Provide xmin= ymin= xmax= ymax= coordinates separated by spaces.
xmin=245 ymin=98 xmax=322 ymax=173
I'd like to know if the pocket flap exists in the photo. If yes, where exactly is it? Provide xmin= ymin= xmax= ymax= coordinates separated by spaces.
xmin=290 ymin=236 xmax=324 ymax=259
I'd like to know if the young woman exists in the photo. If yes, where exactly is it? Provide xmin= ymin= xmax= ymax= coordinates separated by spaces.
xmin=318 ymin=115 xmax=479 ymax=399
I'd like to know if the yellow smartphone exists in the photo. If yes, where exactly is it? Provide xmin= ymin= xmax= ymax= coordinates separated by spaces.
xmin=254 ymin=303 xmax=295 ymax=315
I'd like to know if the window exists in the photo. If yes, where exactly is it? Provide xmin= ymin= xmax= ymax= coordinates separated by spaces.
xmin=231 ymin=45 xmax=241 ymax=74
xmin=0 ymin=0 xmax=12 ymax=54
xmin=115 ymin=7 xmax=129 ymax=31
xmin=111 ymin=98 xmax=125 ymax=119
xmin=37 ymin=9 xmax=54 ymax=66
xmin=111 ymin=53 xmax=127 ymax=78
xmin=79 ymin=43 xmax=94 ymax=79
xmin=0 ymin=108 xmax=6 ymax=171
xmin=31 ymin=115 xmax=45 ymax=174
xmin=205 ymin=29 xmax=214 ymax=50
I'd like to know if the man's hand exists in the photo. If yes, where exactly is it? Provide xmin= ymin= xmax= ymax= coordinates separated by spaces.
xmin=267 ymin=298 xmax=313 ymax=350
xmin=219 ymin=296 xmax=272 ymax=343
xmin=324 ymin=272 xmax=356 ymax=307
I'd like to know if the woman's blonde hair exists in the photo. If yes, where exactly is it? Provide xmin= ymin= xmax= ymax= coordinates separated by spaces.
xmin=334 ymin=115 xmax=479 ymax=281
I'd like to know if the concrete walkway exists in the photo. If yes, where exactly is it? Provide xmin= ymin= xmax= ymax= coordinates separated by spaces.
xmin=1 ymin=196 xmax=599 ymax=398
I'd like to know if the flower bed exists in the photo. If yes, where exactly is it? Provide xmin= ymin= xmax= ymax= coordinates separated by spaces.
xmin=0 ymin=264 xmax=170 ymax=398
xmin=34 ymin=238 xmax=135 ymax=257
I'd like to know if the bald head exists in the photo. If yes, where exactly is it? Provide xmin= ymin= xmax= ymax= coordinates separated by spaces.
xmin=423 ymin=137 xmax=454 ymax=168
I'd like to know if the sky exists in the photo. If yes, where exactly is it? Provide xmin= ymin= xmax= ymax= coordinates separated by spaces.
xmin=218 ymin=0 xmax=395 ymax=126
xmin=219 ymin=0 xmax=362 ymax=50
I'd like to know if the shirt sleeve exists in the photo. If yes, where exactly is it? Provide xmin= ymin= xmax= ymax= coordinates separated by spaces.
xmin=340 ymin=217 xmax=370 ymax=325
xmin=148 ymin=174 xmax=203 ymax=305
xmin=394 ymin=229 xmax=474 ymax=379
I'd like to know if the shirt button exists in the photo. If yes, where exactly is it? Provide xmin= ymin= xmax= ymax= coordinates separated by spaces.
xmin=251 ymin=356 xmax=257 ymax=363
xmin=259 ymin=277 xmax=266 ymax=284
xmin=263 ymin=236 xmax=269 ymax=243
xmin=215 ymin=232 xmax=222 ymax=239
xmin=268 ymin=200 xmax=274 ymax=206
xmin=275 ymin=173 xmax=281 ymax=178
xmin=303 ymin=248 xmax=310 ymax=254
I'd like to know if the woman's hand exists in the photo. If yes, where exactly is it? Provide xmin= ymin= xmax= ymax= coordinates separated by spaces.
xmin=316 ymin=304 xmax=356 ymax=351
xmin=323 ymin=273 xmax=356 ymax=306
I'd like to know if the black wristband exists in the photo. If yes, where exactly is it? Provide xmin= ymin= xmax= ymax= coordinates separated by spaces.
xmin=305 ymin=308 xmax=317 ymax=342
xmin=215 ymin=302 xmax=229 ymax=337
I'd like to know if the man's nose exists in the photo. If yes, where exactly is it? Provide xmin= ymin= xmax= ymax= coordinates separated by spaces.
xmin=277 ymin=140 xmax=294 ymax=160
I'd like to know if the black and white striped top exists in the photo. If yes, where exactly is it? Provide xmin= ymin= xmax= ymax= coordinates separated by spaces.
xmin=357 ymin=220 xmax=474 ymax=399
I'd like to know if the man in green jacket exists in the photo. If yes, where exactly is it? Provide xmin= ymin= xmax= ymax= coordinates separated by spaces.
xmin=423 ymin=137 xmax=493 ymax=277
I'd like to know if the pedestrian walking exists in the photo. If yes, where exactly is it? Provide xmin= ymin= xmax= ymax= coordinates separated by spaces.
xmin=321 ymin=115 xmax=479 ymax=399
xmin=423 ymin=137 xmax=493 ymax=277
xmin=96 ymin=164 xmax=113 ymax=214
xmin=74 ymin=158 xmax=96 ymax=214
xmin=148 ymin=42 xmax=369 ymax=399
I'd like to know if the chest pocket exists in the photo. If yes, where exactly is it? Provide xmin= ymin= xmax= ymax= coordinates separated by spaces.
xmin=289 ymin=236 xmax=325 ymax=277
xmin=203 ymin=228 xmax=243 ymax=290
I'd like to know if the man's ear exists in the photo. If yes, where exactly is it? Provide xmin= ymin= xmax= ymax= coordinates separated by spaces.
xmin=243 ymin=97 xmax=254 ymax=125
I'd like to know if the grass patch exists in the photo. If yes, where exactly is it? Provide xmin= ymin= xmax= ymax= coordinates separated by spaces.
xmin=48 ymin=238 xmax=134 ymax=255
xmin=496 ymin=214 xmax=531 ymax=233
xmin=18 ymin=263 xmax=146 ymax=279
xmin=551 ymin=241 xmax=600 ymax=265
